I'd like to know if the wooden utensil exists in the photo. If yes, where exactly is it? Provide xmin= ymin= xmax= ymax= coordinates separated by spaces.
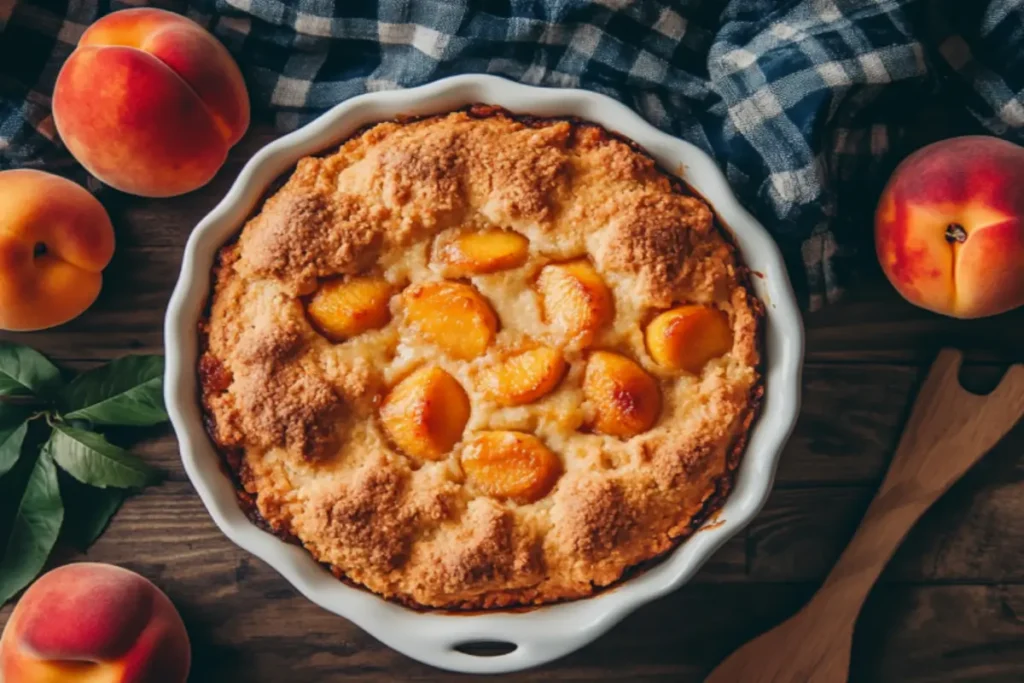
xmin=705 ymin=349 xmax=1024 ymax=683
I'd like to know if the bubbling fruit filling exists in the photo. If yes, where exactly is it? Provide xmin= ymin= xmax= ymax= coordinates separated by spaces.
xmin=301 ymin=232 xmax=735 ymax=495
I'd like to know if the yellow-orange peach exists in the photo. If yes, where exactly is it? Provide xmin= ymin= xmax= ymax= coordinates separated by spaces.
xmin=583 ymin=351 xmax=662 ymax=438
xmin=307 ymin=276 xmax=392 ymax=341
xmin=0 ymin=170 xmax=114 ymax=331
xmin=434 ymin=229 xmax=529 ymax=276
xmin=479 ymin=346 xmax=566 ymax=406
xmin=0 ymin=563 xmax=190 ymax=683
xmin=536 ymin=259 xmax=613 ymax=349
xmin=53 ymin=8 xmax=249 ymax=197
xmin=380 ymin=366 xmax=471 ymax=461
xmin=876 ymin=136 xmax=1024 ymax=318
xmin=402 ymin=281 xmax=498 ymax=359
xmin=460 ymin=431 xmax=561 ymax=503
xmin=645 ymin=304 xmax=732 ymax=374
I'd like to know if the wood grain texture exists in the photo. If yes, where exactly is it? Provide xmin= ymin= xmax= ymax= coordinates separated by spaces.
xmin=2 ymin=124 xmax=1024 ymax=682
xmin=707 ymin=351 xmax=1024 ymax=682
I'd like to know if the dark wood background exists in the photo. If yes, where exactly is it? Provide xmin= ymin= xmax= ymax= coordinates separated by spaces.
xmin=3 ymin=126 xmax=1024 ymax=682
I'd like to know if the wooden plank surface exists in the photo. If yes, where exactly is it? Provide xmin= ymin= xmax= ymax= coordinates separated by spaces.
xmin=3 ymin=125 xmax=1024 ymax=682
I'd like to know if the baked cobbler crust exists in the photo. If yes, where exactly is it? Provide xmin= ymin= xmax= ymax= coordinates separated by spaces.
xmin=200 ymin=106 xmax=763 ymax=609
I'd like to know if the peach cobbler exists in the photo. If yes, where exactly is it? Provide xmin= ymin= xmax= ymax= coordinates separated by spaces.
xmin=199 ymin=106 xmax=762 ymax=609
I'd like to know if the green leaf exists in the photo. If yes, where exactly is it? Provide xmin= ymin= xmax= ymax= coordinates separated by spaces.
xmin=59 ymin=477 xmax=125 ymax=550
xmin=0 ymin=342 xmax=62 ymax=398
xmin=62 ymin=355 xmax=167 ymax=427
xmin=0 ymin=406 xmax=32 ymax=479
xmin=0 ymin=419 xmax=29 ymax=479
xmin=0 ymin=452 xmax=63 ymax=604
xmin=44 ymin=424 xmax=161 ymax=489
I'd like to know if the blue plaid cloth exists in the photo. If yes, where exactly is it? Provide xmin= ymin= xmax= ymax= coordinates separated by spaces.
xmin=2 ymin=0 xmax=1023 ymax=309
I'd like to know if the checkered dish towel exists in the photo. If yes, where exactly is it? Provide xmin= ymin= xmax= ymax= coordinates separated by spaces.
xmin=2 ymin=0 xmax=1023 ymax=308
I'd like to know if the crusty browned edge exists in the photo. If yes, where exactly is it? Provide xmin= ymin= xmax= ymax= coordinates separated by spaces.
xmin=195 ymin=104 xmax=766 ymax=612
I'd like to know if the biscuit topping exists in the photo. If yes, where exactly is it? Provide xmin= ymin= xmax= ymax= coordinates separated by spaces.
xmin=200 ymin=108 xmax=761 ymax=609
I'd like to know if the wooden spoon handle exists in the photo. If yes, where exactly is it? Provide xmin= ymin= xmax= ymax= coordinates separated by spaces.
xmin=807 ymin=352 xmax=1024 ymax=622
xmin=808 ymin=475 xmax=944 ymax=620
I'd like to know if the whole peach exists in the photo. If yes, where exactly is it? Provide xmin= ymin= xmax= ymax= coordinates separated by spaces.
xmin=0 ymin=563 xmax=190 ymax=683
xmin=0 ymin=169 xmax=114 ymax=331
xmin=875 ymin=135 xmax=1024 ymax=318
xmin=53 ymin=8 xmax=249 ymax=197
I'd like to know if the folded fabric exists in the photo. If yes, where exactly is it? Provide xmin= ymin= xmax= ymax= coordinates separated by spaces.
xmin=1 ymin=0 xmax=1022 ymax=308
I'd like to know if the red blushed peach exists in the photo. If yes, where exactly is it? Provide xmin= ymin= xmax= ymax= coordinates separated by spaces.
xmin=0 ymin=563 xmax=190 ymax=683
xmin=53 ymin=8 xmax=249 ymax=197
xmin=0 ymin=169 xmax=114 ymax=331
xmin=876 ymin=136 xmax=1024 ymax=318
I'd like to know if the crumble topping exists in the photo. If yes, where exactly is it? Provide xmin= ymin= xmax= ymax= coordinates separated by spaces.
xmin=201 ymin=107 xmax=762 ymax=609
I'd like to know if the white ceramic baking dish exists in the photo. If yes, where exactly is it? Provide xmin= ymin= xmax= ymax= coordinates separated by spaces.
xmin=164 ymin=74 xmax=804 ymax=674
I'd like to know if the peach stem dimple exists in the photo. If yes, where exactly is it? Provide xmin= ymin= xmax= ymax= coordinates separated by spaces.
xmin=33 ymin=242 xmax=47 ymax=258
xmin=944 ymin=223 xmax=967 ymax=244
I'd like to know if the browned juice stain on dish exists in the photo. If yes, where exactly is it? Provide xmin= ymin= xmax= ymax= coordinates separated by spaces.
xmin=697 ymin=518 xmax=728 ymax=533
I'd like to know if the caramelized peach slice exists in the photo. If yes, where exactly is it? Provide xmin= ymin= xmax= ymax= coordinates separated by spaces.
xmin=645 ymin=305 xmax=732 ymax=373
xmin=480 ymin=346 xmax=566 ymax=406
xmin=307 ymin=276 xmax=392 ymax=341
xmin=436 ymin=229 xmax=529 ymax=276
xmin=380 ymin=366 xmax=470 ymax=461
xmin=461 ymin=431 xmax=561 ymax=503
xmin=537 ymin=260 xmax=612 ymax=349
xmin=583 ymin=351 xmax=661 ymax=438
xmin=403 ymin=281 xmax=498 ymax=359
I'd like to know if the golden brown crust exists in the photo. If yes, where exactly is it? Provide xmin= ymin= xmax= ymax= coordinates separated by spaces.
xmin=200 ymin=106 xmax=763 ymax=610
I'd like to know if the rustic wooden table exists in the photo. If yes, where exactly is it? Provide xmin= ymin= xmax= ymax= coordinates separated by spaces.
xmin=3 ymin=126 xmax=1024 ymax=683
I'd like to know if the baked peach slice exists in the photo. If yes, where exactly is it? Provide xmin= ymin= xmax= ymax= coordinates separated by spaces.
xmin=403 ymin=281 xmax=498 ymax=359
xmin=307 ymin=276 xmax=393 ymax=341
xmin=583 ymin=351 xmax=661 ymax=438
xmin=537 ymin=259 xmax=613 ymax=349
xmin=479 ymin=346 xmax=566 ymax=406
xmin=435 ymin=229 xmax=529 ymax=276
xmin=645 ymin=304 xmax=732 ymax=374
xmin=380 ymin=366 xmax=470 ymax=461
xmin=461 ymin=431 xmax=561 ymax=503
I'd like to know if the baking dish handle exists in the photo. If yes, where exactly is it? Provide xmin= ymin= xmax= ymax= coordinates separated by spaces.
xmin=401 ymin=626 xmax=595 ymax=674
